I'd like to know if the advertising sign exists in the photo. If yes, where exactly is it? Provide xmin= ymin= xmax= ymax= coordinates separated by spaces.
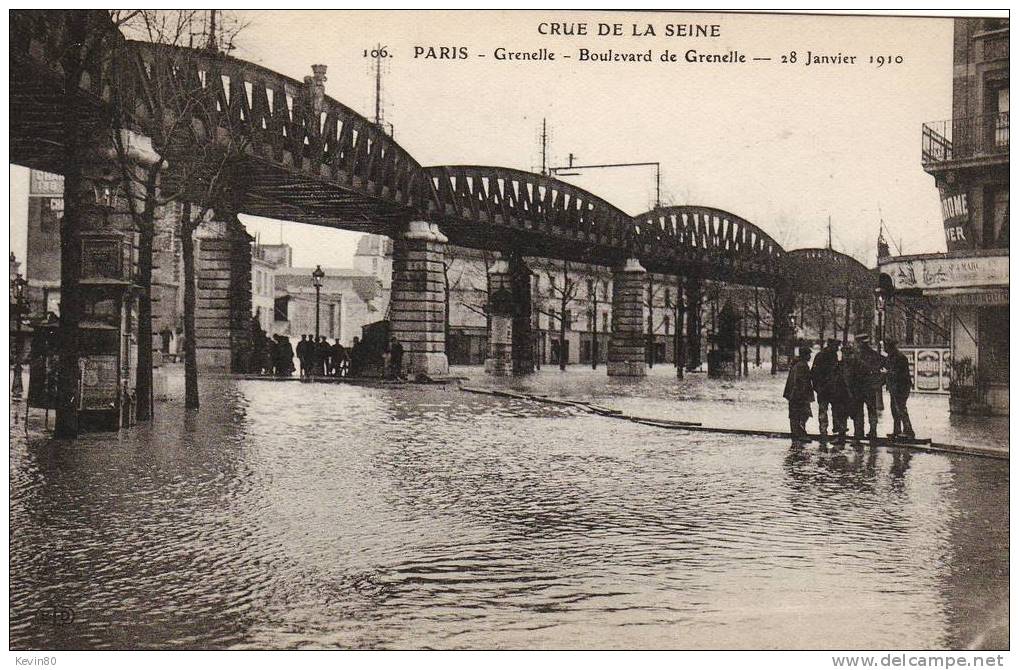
xmin=885 ymin=254 xmax=1008 ymax=292
xmin=938 ymin=185 xmax=974 ymax=251
xmin=915 ymin=349 xmax=942 ymax=392
xmin=79 ymin=355 xmax=119 ymax=411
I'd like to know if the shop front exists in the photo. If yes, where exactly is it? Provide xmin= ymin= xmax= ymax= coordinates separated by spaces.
xmin=879 ymin=249 xmax=1008 ymax=415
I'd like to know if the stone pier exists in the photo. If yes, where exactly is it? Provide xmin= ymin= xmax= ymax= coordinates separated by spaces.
xmin=607 ymin=257 xmax=647 ymax=377
xmin=389 ymin=221 xmax=449 ymax=377
xmin=484 ymin=260 xmax=514 ymax=375
xmin=195 ymin=214 xmax=252 ymax=372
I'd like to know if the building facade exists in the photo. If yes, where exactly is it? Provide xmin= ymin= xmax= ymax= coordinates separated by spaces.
xmin=271 ymin=267 xmax=385 ymax=345
xmin=885 ymin=17 xmax=1009 ymax=414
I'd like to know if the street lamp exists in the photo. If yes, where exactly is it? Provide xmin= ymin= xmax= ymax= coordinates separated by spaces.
xmin=311 ymin=265 xmax=325 ymax=342
xmin=874 ymin=288 xmax=886 ymax=354
xmin=10 ymin=272 xmax=28 ymax=398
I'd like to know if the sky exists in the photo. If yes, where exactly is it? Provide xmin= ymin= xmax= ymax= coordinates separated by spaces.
xmin=10 ymin=10 xmax=955 ymax=271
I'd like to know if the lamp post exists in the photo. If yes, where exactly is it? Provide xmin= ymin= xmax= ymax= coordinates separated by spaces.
xmin=312 ymin=265 xmax=325 ymax=342
xmin=874 ymin=288 xmax=886 ymax=355
xmin=11 ymin=272 xmax=28 ymax=398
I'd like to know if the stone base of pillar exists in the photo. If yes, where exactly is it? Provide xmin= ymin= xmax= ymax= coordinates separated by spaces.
xmin=484 ymin=345 xmax=513 ymax=376
xmin=404 ymin=352 xmax=449 ymax=377
xmin=608 ymin=257 xmax=648 ymax=377
xmin=390 ymin=221 xmax=449 ymax=378
xmin=607 ymin=360 xmax=647 ymax=377
xmin=197 ymin=347 xmax=232 ymax=371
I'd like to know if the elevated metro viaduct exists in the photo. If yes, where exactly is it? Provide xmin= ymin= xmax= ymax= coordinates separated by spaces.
xmin=10 ymin=10 xmax=876 ymax=378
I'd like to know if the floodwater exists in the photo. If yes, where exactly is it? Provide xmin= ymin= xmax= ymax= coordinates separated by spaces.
xmin=9 ymin=368 xmax=1008 ymax=650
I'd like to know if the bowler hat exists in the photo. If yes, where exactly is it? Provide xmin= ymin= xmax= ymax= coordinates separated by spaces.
xmin=798 ymin=345 xmax=812 ymax=359
xmin=826 ymin=338 xmax=840 ymax=347
xmin=855 ymin=333 xmax=870 ymax=343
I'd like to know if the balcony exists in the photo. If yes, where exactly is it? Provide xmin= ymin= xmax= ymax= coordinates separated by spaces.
xmin=922 ymin=112 xmax=1009 ymax=171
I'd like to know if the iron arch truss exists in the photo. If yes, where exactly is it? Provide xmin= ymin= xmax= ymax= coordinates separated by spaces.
xmin=10 ymin=10 xmax=438 ymax=231
xmin=426 ymin=165 xmax=634 ymax=262
xmin=632 ymin=206 xmax=787 ymax=285
xmin=781 ymin=248 xmax=876 ymax=299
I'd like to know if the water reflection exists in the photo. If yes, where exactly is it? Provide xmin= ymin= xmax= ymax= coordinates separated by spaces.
xmin=9 ymin=376 xmax=1008 ymax=650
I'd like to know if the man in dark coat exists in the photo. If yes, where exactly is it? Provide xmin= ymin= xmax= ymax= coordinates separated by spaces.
xmin=349 ymin=336 xmax=363 ymax=377
xmin=783 ymin=345 xmax=815 ymax=445
xmin=317 ymin=336 xmax=331 ymax=376
xmin=883 ymin=339 xmax=915 ymax=438
xmin=280 ymin=336 xmax=296 ymax=376
xmin=296 ymin=334 xmax=310 ymax=378
xmin=387 ymin=336 xmax=405 ymax=380
xmin=810 ymin=338 xmax=840 ymax=444
xmin=841 ymin=343 xmax=868 ymax=444
xmin=856 ymin=333 xmax=884 ymax=438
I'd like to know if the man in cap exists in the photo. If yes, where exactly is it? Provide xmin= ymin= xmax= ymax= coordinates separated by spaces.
xmin=841 ymin=342 xmax=867 ymax=445
xmin=883 ymin=338 xmax=915 ymax=439
xmin=855 ymin=333 xmax=884 ymax=439
xmin=811 ymin=338 xmax=844 ymax=446
xmin=783 ymin=345 xmax=815 ymax=445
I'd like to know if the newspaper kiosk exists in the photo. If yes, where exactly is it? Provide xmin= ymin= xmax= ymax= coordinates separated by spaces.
xmin=77 ymin=231 xmax=140 ymax=430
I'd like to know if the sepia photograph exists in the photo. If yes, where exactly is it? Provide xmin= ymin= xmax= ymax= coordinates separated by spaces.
xmin=7 ymin=7 xmax=1010 ymax=662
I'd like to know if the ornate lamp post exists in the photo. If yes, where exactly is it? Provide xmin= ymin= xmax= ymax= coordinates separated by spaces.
xmin=312 ymin=265 xmax=325 ymax=341
xmin=10 ymin=272 xmax=28 ymax=398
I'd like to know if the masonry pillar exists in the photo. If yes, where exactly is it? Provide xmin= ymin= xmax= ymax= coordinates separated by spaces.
xmin=607 ymin=257 xmax=647 ymax=377
xmin=484 ymin=260 xmax=513 ymax=375
xmin=390 ymin=221 xmax=449 ymax=377
xmin=195 ymin=212 xmax=252 ymax=372
xmin=508 ymin=253 xmax=535 ymax=374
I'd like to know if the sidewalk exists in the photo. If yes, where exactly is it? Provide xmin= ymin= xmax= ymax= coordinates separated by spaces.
xmin=455 ymin=365 xmax=1009 ymax=457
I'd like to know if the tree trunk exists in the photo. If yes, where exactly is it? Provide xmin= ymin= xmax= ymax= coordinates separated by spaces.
xmin=558 ymin=299 xmax=567 ymax=371
xmin=646 ymin=276 xmax=655 ymax=369
xmin=56 ymin=158 xmax=84 ymax=438
xmin=754 ymin=287 xmax=761 ymax=367
xmin=843 ymin=296 xmax=852 ymax=344
xmin=442 ymin=260 xmax=451 ymax=348
xmin=181 ymin=203 xmax=200 ymax=409
xmin=54 ymin=12 xmax=89 ymax=439
xmin=675 ymin=276 xmax=684 ymax=379
xmin=136 ymin=224 xmax=154 ymax=421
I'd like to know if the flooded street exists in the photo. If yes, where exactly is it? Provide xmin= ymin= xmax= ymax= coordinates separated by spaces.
xmin=9 ymin=369 xmax=1008 ymax=650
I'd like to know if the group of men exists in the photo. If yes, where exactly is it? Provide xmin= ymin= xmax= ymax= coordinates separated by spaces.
xmin=783 ymin=334 xmax=915 ymax=447
xmin=295 ymin=335 xmax=350 ymax=378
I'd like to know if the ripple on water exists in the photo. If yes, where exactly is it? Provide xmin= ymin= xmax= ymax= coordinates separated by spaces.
xmin=9 ymin=376 xmax=1009 ymax=650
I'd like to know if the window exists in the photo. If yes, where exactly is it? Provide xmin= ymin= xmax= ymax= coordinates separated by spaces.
xmin=603 ymin=312 xmax=609 ymax=332
xmin=986 ymin=186 xmax=1009 ymax=248
xmin=564 ymin=310 xmax=572 ymax=330
xmin=664 ymin=315 xmax=670 ymax=335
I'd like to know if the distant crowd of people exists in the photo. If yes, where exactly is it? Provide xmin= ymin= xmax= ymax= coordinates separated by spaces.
xmin=251 ymin=332 xmax=405 ymax=381
xmin=783 ymin=334 xmax=914 ymax=447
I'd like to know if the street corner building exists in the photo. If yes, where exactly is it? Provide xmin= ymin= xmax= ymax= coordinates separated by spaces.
xmin=880 ymin=17 xmax=1009 ymax=416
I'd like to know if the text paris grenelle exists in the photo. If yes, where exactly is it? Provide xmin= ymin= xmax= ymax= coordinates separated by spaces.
xmin=413 ymin=46 xmax=860 ymax=66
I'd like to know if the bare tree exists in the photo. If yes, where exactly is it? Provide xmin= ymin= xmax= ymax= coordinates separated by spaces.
xmin=110 ymin=9 xmax=250 ymax=412
xmin=644 ymin=274 xmax=668 ymax=368
xmin=536 ymin=260 xmax=581 ymax=370
xmin=48 ymin=11 xmax=142 ymax=437
xmin=442 ymin=245 xmax=494 ymax=342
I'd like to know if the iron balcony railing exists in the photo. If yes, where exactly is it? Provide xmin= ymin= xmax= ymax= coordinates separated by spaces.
xmin=922 ymin=112 xmax=1010 ymax=166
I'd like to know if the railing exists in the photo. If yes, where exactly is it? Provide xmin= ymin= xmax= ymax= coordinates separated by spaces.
xmin=922 ymin=112 xmax=1009 ymax=166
